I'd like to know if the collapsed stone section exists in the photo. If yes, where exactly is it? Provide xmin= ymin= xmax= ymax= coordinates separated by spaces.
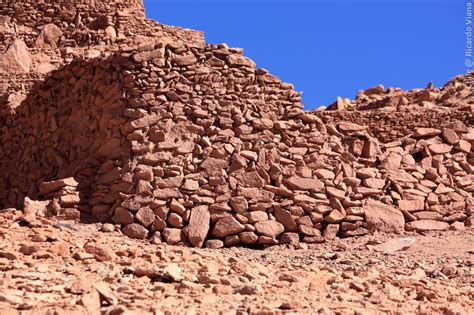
xmin=316 ymin=107 xmax=473 ymax=143
xmin=1 ymin=42 xmax=472 ymax=248
xmin=316 ymin=74 xmax=474 ymax=143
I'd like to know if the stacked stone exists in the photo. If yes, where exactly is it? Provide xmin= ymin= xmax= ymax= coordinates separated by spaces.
xmin=314 ymin=107 xmax=473 ymax=143
xmin=316 ymin=74 xmax=473 ymax=143
xmin=0 ymin=0 xmax=204 ymax=50
xmin=39 ymin=177 xmax=82 ymax=220
xmin=2 ymin=41 xmax=471 ymax=248
xmin=0 ymin=2 xmax=472 ymax=248
xmin=399 ymin=127 xmax=473 ymax=230
xmin=336 ymin=124 xmax=473 ymax=233
xmin=0 ymin=0 xmax=205 ymax=137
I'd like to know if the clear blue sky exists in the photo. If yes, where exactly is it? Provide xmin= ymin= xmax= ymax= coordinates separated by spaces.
xmin=144 ymin=0 xmax=468 ymax=109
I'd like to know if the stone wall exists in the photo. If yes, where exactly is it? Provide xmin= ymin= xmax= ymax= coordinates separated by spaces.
xmin=316 ymin=107 xmax=473 ymax=143
xmin=0 ymin=0 xmax=205 ymax=130
xmin=0 ymin=0 xmax=204 ymax=49
xmin=1 ymin=42 xmax=472 ymax=248
xmin=0 ymin=56 xmax=130 ymax=210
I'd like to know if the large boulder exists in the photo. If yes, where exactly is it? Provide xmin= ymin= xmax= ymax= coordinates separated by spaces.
xmin=35 ymin=24 xmax=62 ymax=48
xmin=364 ymin=199 xmax=405 ymax=233
xmin=187 ymin=206 xmax=210 ymax=248
xmin=0 ymin=39 xmax=32 ymax=74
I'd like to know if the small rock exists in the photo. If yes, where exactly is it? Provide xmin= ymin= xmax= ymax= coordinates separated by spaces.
xmin=212 ymin=216 xmax=245 ymax=238
xmin=372 ymin=238 xmax=415 ymax=254
xmin=237 ymin=284 xmax=263 ymax=295
xmin=254 ymin=220 xmax=284 ymax=237
xmin=122 ymin=223 xmax=148 ymax=239
xmin=101 ymin=223 xmax=115 ymax=233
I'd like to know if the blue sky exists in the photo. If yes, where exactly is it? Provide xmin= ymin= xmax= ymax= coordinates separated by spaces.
xmin=144 ymin=0 xmax=468 ymax=109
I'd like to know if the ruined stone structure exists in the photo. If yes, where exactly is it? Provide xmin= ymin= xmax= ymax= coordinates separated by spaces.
xmin=316 ymin=75 xmax=474 ymax=143
xmin=0 ymin=0 xmax=203 ymax=49
xmin=315 ymin=107 xmax=473 ymax=143
xmin=0 ymin=1 xmax=472 ymax=248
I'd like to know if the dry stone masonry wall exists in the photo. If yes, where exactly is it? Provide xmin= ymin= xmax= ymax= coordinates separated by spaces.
xmin=0 ymin=0 xmax=204 ymax=134
xmin=0 ymin=1 xmax=472 ymax=248
xmin=0 ymin=0 xmax=145 ymax=48
xmin=316 ymin=107 xmax=473 ymax=143
xmin=1 ymin=42 xmax=472 ymax=248
xmin=316 ymin=74 xmax=474 ymax=143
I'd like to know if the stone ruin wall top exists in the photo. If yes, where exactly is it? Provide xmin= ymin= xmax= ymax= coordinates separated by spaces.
xmin=0 ymin=0 xmax=145 ymax=15
xmin=0 ymin=0 xmax=204 ymax=50
xmin=0 ymin=0 xmax=149 ymax=49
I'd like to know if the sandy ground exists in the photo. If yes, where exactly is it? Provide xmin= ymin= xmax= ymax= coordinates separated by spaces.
xmin=0 ymin=209 xmax=473 ymax=315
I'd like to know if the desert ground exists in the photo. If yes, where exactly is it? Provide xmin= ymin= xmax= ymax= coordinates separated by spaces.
xmin=1 ymin=209 xmax=472 ymax=315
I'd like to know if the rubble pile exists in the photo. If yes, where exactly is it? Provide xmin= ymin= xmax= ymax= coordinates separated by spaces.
xmin=0 ymin=1 xmax=472 ymax=248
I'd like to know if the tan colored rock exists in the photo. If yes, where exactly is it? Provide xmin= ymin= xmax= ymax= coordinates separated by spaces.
xmin=212 ymin=217 xmax=245 ymax=238
xmin=0 ymin=39 xmax=32 ymax=73
xmin=298 ymin=225 xmax=321 ymax=237
xmin=135 ymin=207 xmax=155 ymax=227
xmin=112 ymin=207 xmax=135 ymax=225
xmin=429 ymin=144 xmax=452 ymax=155
xmin=372 ymin=238 xmax=415 ymax=254
xmin=187 ymin=206 xmax=210 ymax=248
xmin=323 ymin=224 xmax=340 ymax=240
xmin=48 ymin=181 xmax=76 ymax=198
xmin=23 ymin=197 xmax=49 ymax=217
xmin=441 ymin=128 xmax=459 ymax=144
xmin=246 ymin=211 xmax=268 ymax=223
xmin=274 ymin=206 xmax=297 ymax=232
xmin=284 ymin=176 xmax=324 ymax=192
xmin=325 ymin=210 xmax=345 ymax=223
xmin=163 ymin=228 xmax=183 ymax=245
xmin=363 ymin=178 xmax=386 ymax=189
xmin=84 ymin=243 xmax=116 ymax=262
xmin=254 ymin=220 xmax=284 ymax=238
xmin=239 ymin=232 xmax=259 ymax=244
xmin=413 ymin=128 xmax=441 ymax=138
xmin=122 ymin=223 xmax=148 ymax=239
xmin=405 ymin=220 xmax=449 ymax=232
xmin=364 ymin=199 xmax=405 ymax=233
xmin=458 ymin=139 xmax=471 ymax=153
xmin=397 ymin=199 xmax=424 ymax=212
xmin=132 ymin=47 xmax=165 ymax=63
xmin=35 ymin=24 xmax=62 ymax=48
xmin=364 ymin=85 xmax=385 ymax=96
xmin=314 ymin=169 xmax=335 ymax=180
xmin=105 ymin=26 xmax=117 ymax=39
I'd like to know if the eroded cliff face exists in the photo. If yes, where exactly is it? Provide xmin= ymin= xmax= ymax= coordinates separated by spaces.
xmin=0 ymin=2 xmax=472 ymax=248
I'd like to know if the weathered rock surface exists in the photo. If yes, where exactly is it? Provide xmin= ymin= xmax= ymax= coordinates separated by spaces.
xmin=0 ymin=39 xmax=32 ymax=74
xmin=364 ymin=199 xmax=405 ymax=233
